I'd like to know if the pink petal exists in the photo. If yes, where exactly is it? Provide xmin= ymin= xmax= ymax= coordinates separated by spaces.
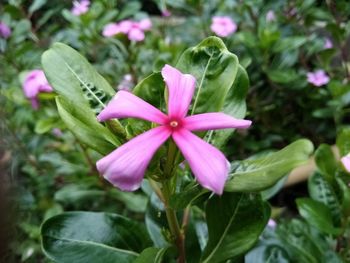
xmin=102 ymin=23 xmax=121 ymax=37
xmin=161 ymin=64 xmax=196 ymax=119
xmin=128 ymin=28 xmax=145 ymax=41
xmin=138 ymin=18 xmax=152 ymax=31
xmin=172 ymin=128 xmax=230 ymax=194
xmin=97 ymin=90 xmax=168 ymax=124
xmin=183 ymin=112 xmax=252 ymax=131
xmin=96 ymin=126 xmax=171 ymax=191
xmin=341 ymin=154 xmax=350 ymax=173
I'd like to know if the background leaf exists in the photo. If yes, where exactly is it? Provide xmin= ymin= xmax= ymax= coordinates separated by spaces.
xmin=200 ymin=193 xmax=270 ymax=263
xmin=225 ymin=139 xmax=314 ymax=192
xmin=41 ymin=211 xmax=152 ymax=263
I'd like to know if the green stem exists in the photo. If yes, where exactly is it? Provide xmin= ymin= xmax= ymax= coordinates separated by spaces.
xmin=161 ymin=139 xmax=186 ymax=262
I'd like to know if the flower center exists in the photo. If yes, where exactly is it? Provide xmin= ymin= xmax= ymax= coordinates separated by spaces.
xmin=169 ymin=121 xmax=178 ymax=128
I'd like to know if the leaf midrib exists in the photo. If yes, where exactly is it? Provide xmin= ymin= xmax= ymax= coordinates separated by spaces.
xmin=43 ymin=234 xmax=139 ymax=256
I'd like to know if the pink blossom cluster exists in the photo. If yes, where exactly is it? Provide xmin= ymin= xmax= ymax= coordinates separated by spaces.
xmin=22 ymin=70 xmax=53 ymax=109
xmin=71 ymin=0 xmax=90 ymax=16
xmin=210 ymin=16 xmax=237 ymax=37
xmin=103 ymin=19 xmax=152 ymax=42
xmin=0 ymin=22 xmax=11 ymax=39
xmin=307 ymin=70 xmax=330 ymax=87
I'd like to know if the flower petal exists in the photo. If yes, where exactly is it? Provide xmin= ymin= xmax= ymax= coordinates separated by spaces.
xmin=183 ymin=112 xmax=252 ymax=131
xmin=172 ymin=129 xmax=230 ymax=194
xmin=97 ymin=90 xmax=168 ymax=124
xmin=161 ymin=64 xmax=196 ymax=119
xmin=341 ymin=154 xmax=350 ymax=173
xmin=97 ymin=126 xmax=171 ymax=191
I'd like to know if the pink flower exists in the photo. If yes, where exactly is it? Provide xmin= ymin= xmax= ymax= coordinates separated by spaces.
xmin=96 ymin=65 xmax=252 ymax=194
xmin=267 ymin=219 xmax=277 ymax=229
xmin=71 ymin=0 xmax=90 ymax=16
xmin=266 ymin=10 xmax=276 ymax=22
xmin=22 ymin=70 xmax=53 ymax=109
xmin=307 ymin=70 xmax=330 ymax=87
xmin=210 ymin=16 xmax=237 ymax=37
xmin=162 ymin=9 xmax=171 ymax=17
xmin=102 ymin=23 xmax=121 ymax=37
xmin=102 ymin=19 xmax=152 ymax=42
xmin=0 ymin=22 xmax=11 ymax=39
xmin=341 ymin=154 xmax=350 ymax=173
xmin=324 ymin=38 xmax=333 ymax=49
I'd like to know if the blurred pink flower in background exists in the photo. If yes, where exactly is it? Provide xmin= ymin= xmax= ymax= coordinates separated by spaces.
xmin=162 ymin=9 xmax=171 ymax=17
xmin=117 ymin=74 xmax=133 ymax=91
xmin=210 ymin=16 xmax=237 ymax=37
xmin=96 ymin=64 xmax=251 ymax=194
xmin=324 ymin=38 xmax=333 ymax=49
xmin=22 ymin=70 xmax=53 ymax=109
xmin=0 ymin=22 xmax=11 ymax=39
xmin=307 ymin=70 xmax=330 ymax=86
xmin=102 ymin=18 xmax=152 ymax=42
xmin=52 ymin=128 xmax=63 ymax=137
xmin=266 ymin=10 xmax=276 ymax=22
xmin=267 ymin=219 xmax=277 ymax=229
xmin=71 ymin=0 xmax=90 ymax=16
xmin=341 ymin=154 xmax=350 ymax=173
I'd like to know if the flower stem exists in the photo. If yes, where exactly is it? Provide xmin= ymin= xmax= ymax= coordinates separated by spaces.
xmin=161 ymin=139 xmax=186 ymax=262
xmin=162 ymin=180 xmax=186 ymax=263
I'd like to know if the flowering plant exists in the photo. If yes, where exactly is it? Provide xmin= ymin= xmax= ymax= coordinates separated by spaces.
xmin=38 ymin=37 xmax=314 ymax=262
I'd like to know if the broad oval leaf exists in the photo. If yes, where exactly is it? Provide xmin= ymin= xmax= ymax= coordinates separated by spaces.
xmin=308 ymin=172 xmax=341 ymax=226
xmin=225 ymin=139 xmax=314 ymax=192
xmin=176 ymin=36 xmax=239 ymax=115
xmin=200 ymin=193 xmax=270 ymax=263
xmin=56 ymin=96 xmax=120 ymax=155
xmin=314 ymin=144 xmax=338 ymax=182
xmin=41 ymin=211 xmax=152 ymax=263
xmin=296 ymin=198 xmax=342 ymax=235
xmin=42 ymin=42 xmax=125 ymax=146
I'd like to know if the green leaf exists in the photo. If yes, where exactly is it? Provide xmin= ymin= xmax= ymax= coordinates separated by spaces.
xmin=41 ymin=211 xmax=152 ymax=263
xmin=296 ymin=198 xmax=341 ymax=235
xmin=41 ymin=42 xmax=125 ymax=137
xmin=54 ymin=184 xmax=105 ymax=204
xmin=337 ymin=128 xmax=350 ymax=156
xmin=34 ymin=117 xmax=58 ymax=134
xmin=308 ymin=173 xmax=341 ymax=226
xmin=225 ymin=139 xmax=314 ymax=192
xmin=56 ymin=96 xmax=120 ymax=155
xmin=200 ymin=193 xmax=270 ymax=263
xmin=133 ymin=73 xmax=166 ymax=112
xmin=314 ymin=144 xmax=338 ymax=182
xmin=169 ymin=183 xmax=209 ymax=210
xmin=133 ymin=247 xmax=172 ymax=263
xmin=212 ymin=65 xmax=249 ymax=148
xmin=273 ymin=36 xmax=307 ymax=52
xmin=176 ymin=36 xmax=239 ymax=115
xmin=29 ymin=0 xmax=47 ymax=14
xmin=145 ymin=193 xmax=168 ymax=247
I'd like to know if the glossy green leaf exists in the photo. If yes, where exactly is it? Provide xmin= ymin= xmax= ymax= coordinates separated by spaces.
xmin=308 ymin=173 xmax=341 ymax=226
xmin=314 ymin=144 xmax=337 ymax=182
xmin=296 ymin=198 xmax=341 ymax=235
xmin=56 ymin=96 xmax=119 ymax=155
xmin=169 ymin=183 xmax=209 ymax=210
xmin=200 ymin=193 xmax=270 ymax=263
xmin=212 ymin=65 xmax=249 ymax=148
xmin=41 ymin=212 xmax=152 ymax=263
xmin=133 ymin=73 xmax=165 ymax=110
xmin=42 ymin=42 xmax=125 ymax=138
xmin=133 ymin=247 xmax=170 ymax=263
xmin=336 ymin=128 xmax=350 ymax=156
xmin=54 ymin=184 xmax=104 ymax=204
xmin=225 ymin=139 xmax=314 ymax=192
xmin=176 ymin=36 xmax=239 ymax=115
